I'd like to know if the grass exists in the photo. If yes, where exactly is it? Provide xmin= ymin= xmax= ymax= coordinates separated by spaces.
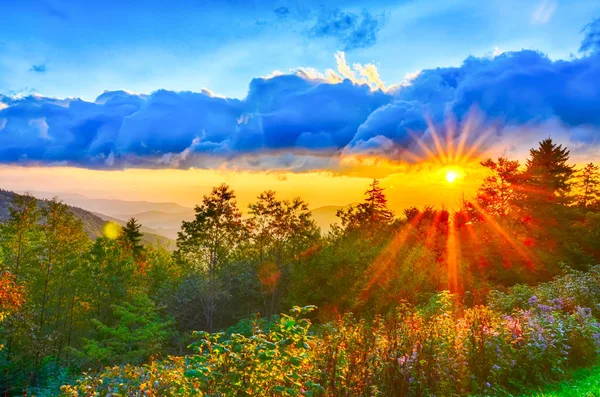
xmin=522 ymin=366 xmax=600 ymax=397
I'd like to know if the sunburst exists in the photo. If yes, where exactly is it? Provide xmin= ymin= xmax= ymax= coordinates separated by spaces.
xmin=351 ymin=112 xmax=516 ymax=304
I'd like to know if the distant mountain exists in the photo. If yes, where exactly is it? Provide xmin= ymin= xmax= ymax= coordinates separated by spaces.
xmin=93 ymin=211 xmax=183 ymax=241
xmin=13 ymin=191 xmax=196 ymax=240
xmin=16 ymin=190 xmax=192 ymax=219
xmin=0 ymin=190 xmax=174 ymax=248
xmin=310 ymin=203 xmax=356 ymax=232
xmin=119 ymin=209 xmax=196 ymax=224
xmin=111 ymin=209 xmax=196 ymax=239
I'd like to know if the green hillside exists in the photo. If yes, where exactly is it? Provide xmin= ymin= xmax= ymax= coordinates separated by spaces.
xmin=0 ymin=190 xmax=173 ymax=247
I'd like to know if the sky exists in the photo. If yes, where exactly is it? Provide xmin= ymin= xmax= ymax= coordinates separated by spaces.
xmin=0 ymin=0 xmax=599 ymax=211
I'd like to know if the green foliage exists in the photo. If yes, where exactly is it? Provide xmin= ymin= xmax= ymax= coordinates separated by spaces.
xmin=73 ymin=294 xmax=174 ymax=367
xmin=175 ymin=183 xmax=245 ymax=331
xmin=60 ymin=270 xmax=600 ymax=396
xmin=522 ymin=366 xmax=600 ymax=397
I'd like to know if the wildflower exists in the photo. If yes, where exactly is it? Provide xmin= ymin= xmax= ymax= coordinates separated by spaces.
xmin=553 ymin=298 xmax=564 ymax=310
xmin=576 ymin=307 xmax=592 ymax=318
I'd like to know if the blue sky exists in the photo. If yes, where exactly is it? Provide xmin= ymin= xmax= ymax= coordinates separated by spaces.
xmin=1 ymin=0 xmax=598 ymax=100
xmin=0 ymin=0 xmax=599 ymax=171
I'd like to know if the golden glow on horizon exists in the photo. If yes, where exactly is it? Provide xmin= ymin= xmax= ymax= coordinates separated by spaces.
xmin=0 ymin=163 xmax=484 ymax=212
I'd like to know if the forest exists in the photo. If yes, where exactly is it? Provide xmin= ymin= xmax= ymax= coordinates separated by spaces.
xmin=1 ymin=138 xmax=600 ymax=396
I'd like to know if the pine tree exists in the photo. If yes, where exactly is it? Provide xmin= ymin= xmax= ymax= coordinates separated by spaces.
xmin=524 ymin=138 xmax=575 ymax=205
xmin=362 ymin=179 xmax=395 ymax=225
xmin=577 ymin=162 xmax=600 ymax=210
xmin=122 ymin=218 xmax=144 ymax=257
xmin=334 ymin=179 xmax=394 ymax=238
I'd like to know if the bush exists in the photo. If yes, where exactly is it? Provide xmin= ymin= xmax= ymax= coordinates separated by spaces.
xmin=61 ymin=269 xmax=600 ymax=396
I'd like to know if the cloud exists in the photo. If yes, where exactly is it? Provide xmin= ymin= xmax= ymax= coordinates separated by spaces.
xmin=310 ymin=9 xmax=386 ymax=50
xmin=1 ymin=18 xmax=599 ymax=171
xmin=531 ymin=0 xmax=557 ymax=25
xmin=30 ymin=64 xmax=47 ymax=74
xmin=274 ymin=6 xmax=289 ymax=17
xmin=580 ymin=18 xmax=600 ymax=54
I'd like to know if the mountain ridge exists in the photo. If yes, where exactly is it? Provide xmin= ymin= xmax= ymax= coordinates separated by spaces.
xmin=0 ymin=190 xmax=174 ymax=248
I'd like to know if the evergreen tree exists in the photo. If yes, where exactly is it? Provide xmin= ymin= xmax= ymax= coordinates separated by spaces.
xmin=121 ymin=217 xmax=144 ymax=258
xmin=577 ymin=163 xmax=600 ymax=210
xmin=363 ymin=179 xmax=394 ymax=223
xmin=336 ymin=179 xmax=394 ymax=235
xmin=524 ymin=138 xmax=575 ymax=204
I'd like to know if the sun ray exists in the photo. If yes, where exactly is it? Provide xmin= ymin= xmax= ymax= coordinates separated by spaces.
xmin=461 ymin=126 xmax=495 ymax=164
xmin=446 ymin=214 xmax=460 ymax=293
xmin=454 ymin=113 xmax=474 ymax=163
xmin=471 ymin=201 xmax=537 ymax=268
xmin=445 ymin=114 xmax=456 ymax=164
xmin=461 ymin=212 xmax=488 ymax=270
xmin=425 ymin=210 xmax=442 ymax=248
xmin=407 ymin=130 xmax=444 ymax=165
xmin=354 ymin=211 xmax=425 ymax=307
xmin=425 ymin=116 xmax=449 ymax=164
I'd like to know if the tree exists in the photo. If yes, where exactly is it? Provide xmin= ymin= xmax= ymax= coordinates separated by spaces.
xmin=0 ymin=193 xmax=42 ymax=277
xmin=175 ymin=184 xmax=245 ymax=331
xmin=335 ymin=179 xmax=395 ymax=235
xmin=0 ymin=271 xmax=23 ymax=324
xmin=121 ymin=217 xmax=144 ymax=258
xmin=524 ymin=138 xmax=575 ymax=205
xmin=86 ymin=236 xmax=137 ymax=323
xmin=577 ymin=163 xmax=600 ymax=210
xmin=75 ymin=294 xmax=173 ymax=367
xmin=247 ymin=191 xmax=320 ymax=316
xmin=35 ymin=199 xmax=90 ymax=363
xmin=477 ymin=157 xmax=522 ymax=217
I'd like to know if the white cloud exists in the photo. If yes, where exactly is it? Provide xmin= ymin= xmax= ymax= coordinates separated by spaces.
xmin=532 ymin=0 xmax=557 ymax=25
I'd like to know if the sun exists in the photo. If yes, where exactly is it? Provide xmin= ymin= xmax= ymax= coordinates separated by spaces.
xmin=446 ymin=170 xmax=458 ymax=183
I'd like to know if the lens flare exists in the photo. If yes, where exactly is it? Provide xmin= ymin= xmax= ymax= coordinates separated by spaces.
xmin=103 ymin=221 xmax=122 ymax=240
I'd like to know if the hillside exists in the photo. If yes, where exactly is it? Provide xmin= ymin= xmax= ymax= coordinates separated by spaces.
xmin=0 ymin=190 xmax=174 ymax=248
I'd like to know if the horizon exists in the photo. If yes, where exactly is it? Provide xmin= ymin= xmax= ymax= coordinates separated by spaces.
xmin=1 ymin=1 xmax=600 ymax=211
